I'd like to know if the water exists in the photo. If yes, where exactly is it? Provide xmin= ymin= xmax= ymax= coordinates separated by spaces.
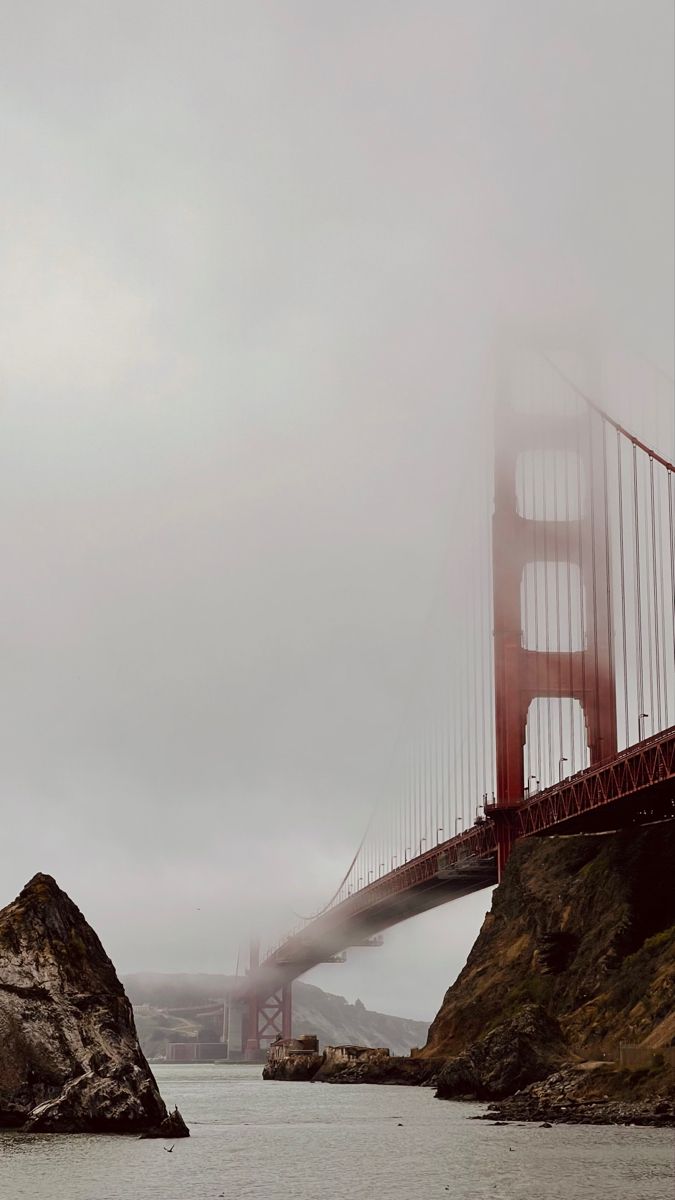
xmin=0 ymin=1064 xmax=672 ymax=1199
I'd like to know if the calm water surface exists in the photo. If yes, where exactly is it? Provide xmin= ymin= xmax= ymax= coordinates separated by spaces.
xmin=0 ymin=1064 xmax=672 ymax=1199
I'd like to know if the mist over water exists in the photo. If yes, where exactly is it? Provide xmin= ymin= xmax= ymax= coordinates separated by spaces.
xmin=0 ymin=1 xmax=672 ymax=1023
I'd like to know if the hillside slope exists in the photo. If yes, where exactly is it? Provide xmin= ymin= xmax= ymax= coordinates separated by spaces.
xmin=124 ymin=973 xmax=429 ymax=1058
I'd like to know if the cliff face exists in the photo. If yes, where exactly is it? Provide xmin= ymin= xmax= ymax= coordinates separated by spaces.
xmin=424 ymin=821 xmax=675 ymax=1064
xmin=0 ymin=874 xmax=188 ymax=1136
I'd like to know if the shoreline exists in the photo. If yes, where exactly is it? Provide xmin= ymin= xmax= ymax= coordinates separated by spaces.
xmin=263 ymin=1051 xmax=675 ymax=1127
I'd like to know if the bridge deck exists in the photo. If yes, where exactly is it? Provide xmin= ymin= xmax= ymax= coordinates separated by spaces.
xmin=244 ymin=726 xmax=675 ymax=997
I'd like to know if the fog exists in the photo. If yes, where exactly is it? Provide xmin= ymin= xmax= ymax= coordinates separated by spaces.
xmin=0 ymin=2 xmax=672 ymax=1021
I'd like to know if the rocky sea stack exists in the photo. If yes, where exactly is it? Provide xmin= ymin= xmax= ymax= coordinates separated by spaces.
xmin=0 ymin=874 xmax=188 ymax=1137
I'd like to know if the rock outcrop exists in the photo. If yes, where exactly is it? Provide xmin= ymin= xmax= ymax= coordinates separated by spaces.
xmin=421 ymin=822 xmax=675 ymax=1123
xmin=435 ymin=1004 xmax=565 ymax=1100
xmin=263 ymin=1036 xmax=442 ymax=1086
xmin=313 ymin=1052 xmax=441 ymax=1086
xmin=0 ymin=874 xmax=188 ymax=1136
xmin=423 ymin=822 xmax=675 ymax=1063
xmin=485 ymin=1062 xmax=675 ymax=1127
xmin=263 ymin=1034 xmax=324 ymax=1081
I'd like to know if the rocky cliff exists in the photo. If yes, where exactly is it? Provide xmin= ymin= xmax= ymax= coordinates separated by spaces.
xmin=0 ymin=874 xmax=188 ymax=1136
xmin=422 ymin=821 xmax=675 ymax=1122
xmin=424 ymin=822 xmax=675 ymax=1060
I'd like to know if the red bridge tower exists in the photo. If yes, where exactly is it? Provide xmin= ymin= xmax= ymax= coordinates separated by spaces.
xmin=492 ymin=395 xmax=617 ymax=875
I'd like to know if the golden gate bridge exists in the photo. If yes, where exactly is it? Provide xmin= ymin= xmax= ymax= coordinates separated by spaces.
xmin=227 ymin=352 xmax=675 ymax=1059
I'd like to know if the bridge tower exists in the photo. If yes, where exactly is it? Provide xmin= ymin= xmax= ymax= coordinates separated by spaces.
xmin=244 ymin=938 xmax=292 ymax=1061
xmin=492 ymin=385 xmax=617 ymax=876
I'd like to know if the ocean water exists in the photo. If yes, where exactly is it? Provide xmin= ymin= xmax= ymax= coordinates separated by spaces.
xmin=0 ymin=1064 xmax=672 ymax=1200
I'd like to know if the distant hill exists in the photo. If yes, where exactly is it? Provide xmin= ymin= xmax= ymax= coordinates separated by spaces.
xmin=123 ymin=972 xmax=430 ymax=1059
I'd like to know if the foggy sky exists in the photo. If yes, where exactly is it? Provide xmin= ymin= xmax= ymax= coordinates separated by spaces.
xmin=0 ymin=2 xmax=672 ymax=1021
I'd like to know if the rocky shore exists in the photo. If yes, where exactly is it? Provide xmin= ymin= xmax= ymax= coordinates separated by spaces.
xmin=316 ymin=1053 xmax=442 ymax=1086
xmin=0 ymin=874 xmax=188 ymax=1137
xmin=434 ymin=1003 xmax=565 ymax=1101
xmin=484 ymin=1063 xmax=675 ymax=1127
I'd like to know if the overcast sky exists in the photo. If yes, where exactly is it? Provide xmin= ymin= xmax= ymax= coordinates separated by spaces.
xmin=1 ymin=2 xmax=672 ymax=1021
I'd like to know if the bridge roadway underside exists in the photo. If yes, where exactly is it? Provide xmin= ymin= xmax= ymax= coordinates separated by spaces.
xmin=248 ymin=851 xmax=498 ymax=996
xmin=247 ymin=725 xmax=675 ymax=999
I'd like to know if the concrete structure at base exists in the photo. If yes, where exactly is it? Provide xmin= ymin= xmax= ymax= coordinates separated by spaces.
xmin=321 ymin=1044 xmax=390 ymax=1067
xmin=162 ymin=990 xmax=268 ymax=1064
xmin=266 ymin=1034 xmax=320 ymax=1066
xmin=167 ymin=1042 xmax=229 ymax=1063
xmin=264 ymin=1035 xmax=391 ymax=1079
xmin=224 ymin=997 xmax=247 ymax=1061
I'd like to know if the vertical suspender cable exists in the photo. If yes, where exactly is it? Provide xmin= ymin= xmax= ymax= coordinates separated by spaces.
xmin=644 ymin=455 xmax=656 ymax=732
xmin=522 ymin=451 xmax=531 ymax=787
xmin=662 ymin=468 xmax=667 ymax=686
xmin=617 ymin=431 xmax=630 ymax=743
xmin=565 ymin=418 xmax=575 ymax=772
xmin=542 ymin=440 xmax=553 ymax=786
xmin=471 ymin=499 xmax=480 ymax=825
xmin=553 ymin=438 xmax=564 ymax=773
xmin=531 ymin=422 xmax=541 ymax=788
xmin=576 ymin=400 xmax=588 ymax=767
xmin=649 ymin=458 xmax=662 ymax=731
xmin=486 ymin=439 xmax=496 ymax=801
xmin=478 ymin=485 xmax=488 ymax=808
xmin=656 ymin=466 xmax=668 ymax=729
xmin=601 ymin=418 xmax=615 ymax=752
xmin=633 ymin=444 xmax=645 ymax=734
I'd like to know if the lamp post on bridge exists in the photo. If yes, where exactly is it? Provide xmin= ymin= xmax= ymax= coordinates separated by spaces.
xmin=455 ymin=817 xmax=463 ymax=833
xmin=638 ymin=713 xmax=650 ymax=741
xmin=558 ymin=756 xmax=568 ymax=781
xmin=418 ymin=837 xmax=426 ymax=855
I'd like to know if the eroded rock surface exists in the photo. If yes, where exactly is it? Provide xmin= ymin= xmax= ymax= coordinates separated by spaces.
xmin=423 ymin=823 xmax=675 ymax=1062
xmin=263 ymin=1052 xmax=324 ymax=1081
xmin=423 ymin=823 xmax=675 ymax=1124
xmin=485 ymin=1063 xmax=675 ymax=1127
xmin=0 ymin=874 xmax=188 ymax=1136
xmin=435 ymin=1004 xmax=565 ymax=1100
xmin=314 ymin=1053 xmax=442 ymax=1086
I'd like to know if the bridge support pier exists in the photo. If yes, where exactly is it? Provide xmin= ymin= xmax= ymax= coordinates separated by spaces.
xmin=245 ymin=982 xmax=292 ymax=1060
xmin=224 ymin=995 xmax=247 ymax=1061
xmin=492 ymin=809 xmax=520 ymax=881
